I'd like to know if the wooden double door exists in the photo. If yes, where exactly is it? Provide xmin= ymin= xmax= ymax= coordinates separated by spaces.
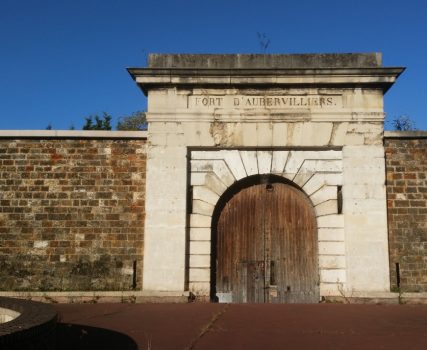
xmin=215 ymin=181 xmax=319 ymax=303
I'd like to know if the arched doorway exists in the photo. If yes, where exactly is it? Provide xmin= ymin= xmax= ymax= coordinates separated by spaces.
xmin=211 ymin=175 xmax=319 ymax=303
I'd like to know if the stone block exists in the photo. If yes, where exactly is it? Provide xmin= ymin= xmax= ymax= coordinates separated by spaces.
xmin=33 ymin=241 xmax=48 ymax=248
xmin=308 ymin=150 xmax=342 ymax=160
xmin=320 ymin=269 xmax=346 ymax=283
xmin=212 ymin=160 xmax=236 ymax=187
xmin=192 ymin=150 xmax=225 ymax=160
xmin=344 ymin=212 xmax=387 ymax=232
xmin=272 ymin=123 xmax=288 ymax=146
xmin=303 ymin=174 xmax=327 ymax=196
xmin=304 ymin=122 xmax=334 ymax=146
xmin=301 ymin=160 xmax=343 ymax=173
xmin=190 ymin=159 xmax=213 ymax=173
xmin=191 ymin=172 xmax=207 ymax=186
xmin=319 ymin=241 xmax=345 ymax=255
xmin=189 ymin=255 xmax=211 ymax=268
xmin=189 ymin=241 xmax=211 ymax=255
xmin=319 ymin=256 xmax=346 ymax=269
xmin=143 ymin=266 xmax=186 ymax=291
xmin=318 ymin=228 xmax=345 ymax=241
xmin=192 ymin=186 xmax=220 ymax=206
xmin=310 ymin=186 xmax=337 ymax=206
xmin=343 ymin=184 xmax=386 ymax=200
xmin=256 ymin=123 xmax=273 ymax=146
xmin=189 ymin=228 xmax=211 ymax=241
xmin=323 ymin=173 xmax=343 ymax=186
xmin=320 ymin=282 xmax=342 ymax=296
xmin=345 ymin=133 xmax=365 ymax=145
xmin=271 ymin=151 xmax=289 ymax=173
xmin=293 ymin=171 xmax=315 ymax=187
xmin=189 ymin=268 xmax=211 ymax=283
xmin=190 ymin=214 xmax=212 ymax=228
xmin=315 ymin=200 xmax=338 ymax=216
xmin=241 ymin=123 xmax=258 ymax=146
xmin=166 ymin=133 xmax=185 ymax=146
xmin=192 ymin=200 xmax=215 ymax=216
xmin=189 ymin=282 xmax=211 ymax=294
xmin=257 ymin=150 xmax=272 ymax=174
xmin=143 ymin=227 xmax=186 ymax=291
xmin=289 ymin=123 xmax=304 ymax=145
xmin=240 ymin=151 xmax=258 ymax=175
xmin=344 ymin=198 xmax=386 ymax=214
xmin=317 ymin=214 xmax=344 ymax=228
xmin=283 ymin=151 xmax=304 ymax=174
xmin=344 ymin=171 xmax=385 ymax=186
xmin=330 ymin=122 xmax=349 ymax=145
xmin=205 ymin=173 xmax=227 ymax=196
xmin=343 ymin=145 xmax=385 ymax=159
xmin=223 ymin=150 xmax=247 ymax=180
xmin=183 ymin=123 xmax=215 ymax=147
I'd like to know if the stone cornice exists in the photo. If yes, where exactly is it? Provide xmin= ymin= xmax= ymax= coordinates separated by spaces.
xmin=128 ymin=67 xmax=405 ymax=95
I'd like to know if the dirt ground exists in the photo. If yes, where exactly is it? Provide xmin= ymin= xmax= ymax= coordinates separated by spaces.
xmin=54 ymin=303 xmax=427 ymax=350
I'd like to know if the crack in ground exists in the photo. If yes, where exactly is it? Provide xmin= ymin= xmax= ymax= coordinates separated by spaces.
xmin=58 ymin=304 xmax=135 ymax=323
xmin=185 ymin=304 xmax=229 ymax=350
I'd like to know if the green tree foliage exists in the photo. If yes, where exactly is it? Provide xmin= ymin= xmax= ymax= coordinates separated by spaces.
xmin=392 ymin=115 xmax=417 ymax=131
xmin=116 ymin=111 xmax=147 ymax=131
xmin=82 ymin=112 xmax=112 ymax=130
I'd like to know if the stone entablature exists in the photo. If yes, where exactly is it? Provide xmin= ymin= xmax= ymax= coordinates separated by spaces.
xmin=130 ymin=53 xmax=403 ymax=300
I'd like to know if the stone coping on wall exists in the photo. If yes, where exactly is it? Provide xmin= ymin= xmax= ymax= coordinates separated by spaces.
xmin=147 ymin=53 xmax=383 ymax=69
xmin=0 ymin=130 xmax=148 ymax=139
xmin=384 ymin=131 xmax=427 ymax=139
xmin=0 ymin=291 xmax=190 ymax=304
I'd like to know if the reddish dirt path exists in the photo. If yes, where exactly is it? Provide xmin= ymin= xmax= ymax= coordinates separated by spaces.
xmin=55 ymin=303 xmax=427 ymax=350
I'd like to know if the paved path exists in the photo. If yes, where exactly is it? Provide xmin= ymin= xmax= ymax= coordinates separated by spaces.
xmin=55 ymin=303 xmax=427 ymax=350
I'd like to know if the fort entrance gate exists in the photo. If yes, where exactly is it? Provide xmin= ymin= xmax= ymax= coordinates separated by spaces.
xmin=129 ymin=53 xmax=403 ymax=303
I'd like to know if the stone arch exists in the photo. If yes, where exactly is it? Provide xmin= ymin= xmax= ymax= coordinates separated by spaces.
xmin=188 ymin=149 xmax=345 ymax=298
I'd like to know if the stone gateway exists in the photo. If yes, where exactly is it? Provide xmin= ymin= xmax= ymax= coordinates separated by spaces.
xmin=0 ymin=53 xmax=426 ymax=303
xmin=128 ymin=53 xmax=402 ymax=302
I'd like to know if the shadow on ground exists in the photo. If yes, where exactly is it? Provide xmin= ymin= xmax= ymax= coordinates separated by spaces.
xmin=56 ymin=323 xmax=138 ymax=350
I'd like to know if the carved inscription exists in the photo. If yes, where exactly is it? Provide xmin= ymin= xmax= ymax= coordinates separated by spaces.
xmin=189 ymin=95 xmax=342 ymax=109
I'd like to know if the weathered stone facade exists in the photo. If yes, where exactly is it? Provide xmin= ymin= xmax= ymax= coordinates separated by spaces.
xmin=128 ymin=53 xmax=403 ymax=300
xmin=385 ymin=133 xmax=427 ymax=292
xmin=0 ymin=134 xmax=146 ymax=291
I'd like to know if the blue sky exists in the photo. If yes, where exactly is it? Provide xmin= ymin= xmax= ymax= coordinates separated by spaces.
xmin=0 ymin=0 xmax=426 ymax=130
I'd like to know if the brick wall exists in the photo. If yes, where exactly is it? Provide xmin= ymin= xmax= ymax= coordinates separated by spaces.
xmin=385 ymin=135 xmax=427 ymax=292
xmin=0 ymin=138 xmax=146 ymax=291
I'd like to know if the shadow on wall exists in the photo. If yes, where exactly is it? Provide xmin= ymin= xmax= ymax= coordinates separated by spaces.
xmin=56 ymin=323 xmax=138 ymax=350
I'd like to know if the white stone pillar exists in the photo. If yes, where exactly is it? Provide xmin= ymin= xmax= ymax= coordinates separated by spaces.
xmin=343 ymin=145 xmax=390 ymax=292
xmin=142 ymin=123 xmax=188 ymax=292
